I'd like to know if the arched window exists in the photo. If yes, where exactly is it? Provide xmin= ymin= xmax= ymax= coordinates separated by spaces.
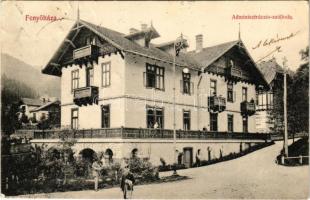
xmin=105 ymin=148 xmax=113 ymax=162
xmin=79 ymin=148 xmax=97 ymax=163
xmin=131 ymin=148 xmax=138 ymax=158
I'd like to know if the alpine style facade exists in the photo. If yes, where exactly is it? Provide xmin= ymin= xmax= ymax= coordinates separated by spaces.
xmin=38 ymin=19 xmax=270 ymax=166
xmin=42 ymin=20 xmax=268 ymax=133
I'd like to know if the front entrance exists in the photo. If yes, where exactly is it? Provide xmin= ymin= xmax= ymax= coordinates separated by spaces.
xmin=183 ymin=147 xmax=193 ymax=168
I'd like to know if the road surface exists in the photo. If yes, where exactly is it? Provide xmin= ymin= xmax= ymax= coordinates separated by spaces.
xmin=20 ymin=140 xmax=309 ymax=199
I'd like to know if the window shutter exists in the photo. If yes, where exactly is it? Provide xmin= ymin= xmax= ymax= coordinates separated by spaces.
xmin=191 ymin=82 xmax=194 ymax=95
xmin=180 ymin=80 xmax=183 ymax=93
xmin=143 ymin=72 xmax=146 ymax=87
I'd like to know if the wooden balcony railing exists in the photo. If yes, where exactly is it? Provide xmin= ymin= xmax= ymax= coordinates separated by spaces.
xmin=73 ymin=45 xmax=99 ymax=60
xmin=73 ymin=86 xmax=99 ymax=106
xmin=33 ymin=127 xmax=271 ymax=141
xmin=226 ymin=67 xmax=244 ymax=80
xmin=208 ymin=96 xmax=226 ymax=112
xmin=241 ymin=101 xmax=256 ymax=116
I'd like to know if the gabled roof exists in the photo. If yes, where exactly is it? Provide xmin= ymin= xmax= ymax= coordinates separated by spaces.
xmin=41 ymin=19 xmax=268 ymax=88
xmin=30 ymin=100 xmax=60 ymax=112
xmin=20 ymin=98 xmax=44 ymax=107
xmin=257 ymin=58 xmax=285 ymax=84
xmin=188 ymin=40 xmax=239 ymax=69
xmin=188 ymin=40 xmax=269 ymax=88
xmin=42 ymin=20 xmax=201 ymax=76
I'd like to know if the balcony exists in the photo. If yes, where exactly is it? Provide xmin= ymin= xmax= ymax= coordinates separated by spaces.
xmin=208 ymin=96 xmax=226 ymax=112
xmin=33 ymin=127 xmax=271 ymax=141
xmin=241 ymin=101 xmax=256 ymax=116
xmin=226 ymin=67 xmax=243 ymax=80
xmin=73 ymin=86 xmax=99 ymax=106
xmin=73 ymin=45 xmax=100 ymax=66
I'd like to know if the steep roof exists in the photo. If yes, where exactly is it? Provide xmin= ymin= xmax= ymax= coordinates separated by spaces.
xmin=188 ymin=40 xmax=269 ymax=88
xmin=42 ymin=20 xmax=202 ymax=75
xmin=20 ymin=98 xmax=44 ymax=107
xmin=257 ymin=58 xmax=284 ymax=84
xmin=42 ymin=19 xmax=268 ymax=88
xmin=30 ymin=100 xmax=60 ymax=112
xmin=188 ymin=40 xmax=239 ymax=69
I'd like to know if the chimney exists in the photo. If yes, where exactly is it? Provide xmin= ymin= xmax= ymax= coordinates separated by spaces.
xmin=196 ymin=34 xmax=203 ymax=52
xmin=141 ymin=23 xmax=147 ymax=31
xmin=129 ymin=28 xmax=139 ymax=34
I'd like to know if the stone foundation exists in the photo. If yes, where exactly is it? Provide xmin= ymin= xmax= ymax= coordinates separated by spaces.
xmin=31 ymin=138 xmax=265 ymax=166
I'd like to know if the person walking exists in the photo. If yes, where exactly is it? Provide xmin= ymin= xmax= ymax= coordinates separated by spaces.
xmin=196 ymin=149 xmax=202 ymax=167
xmin=120 ymin=165 xmax=135 ymax=199
xmin=92 ymin=158 xmax=102 ymax=191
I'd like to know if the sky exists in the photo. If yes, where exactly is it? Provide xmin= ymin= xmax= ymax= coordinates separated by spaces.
xmin=1 ymin=1 xmax=308 ymax=71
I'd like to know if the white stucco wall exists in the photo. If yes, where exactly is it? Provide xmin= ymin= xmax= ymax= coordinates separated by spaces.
xmin=60 ymin=53 xmax=125 ymax=129
xmin=60 ymin=52 xmax=257 ymax=132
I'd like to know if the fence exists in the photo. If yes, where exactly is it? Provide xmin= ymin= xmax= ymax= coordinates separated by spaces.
xmin=280 ymin=155 xmax=309 ymax=165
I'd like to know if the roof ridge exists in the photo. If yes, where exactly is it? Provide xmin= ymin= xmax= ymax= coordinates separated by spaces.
xmin=188 ymin=40 xmax=239 ymax=54
xmin=80 ymin=20 xmax=126 ymax=36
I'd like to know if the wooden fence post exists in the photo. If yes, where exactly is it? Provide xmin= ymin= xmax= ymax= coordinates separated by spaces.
xmin=281 ymin=156 xmax=285 ymax=164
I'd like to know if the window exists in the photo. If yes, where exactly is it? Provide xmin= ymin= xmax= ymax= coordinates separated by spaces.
xmin=33 ymin=113 xmax=36 ymax=120
xmin=101 ymin=105 xmax=110 ymax=128
xmin=183 ymin=110 xmax=191 ymax=130
xmin=71 ymin=70 xmax=79 ymax=92
xmin=182 ymin=72 xmax=191 ymax=94
xmin=242 ymin=87 xmax=247 ymax=101
xmin=257 ymin=91 xmax=273 ymax=110
xmin=102 ymin=62 xmax=111 ymax=87
xmin=267 ymin=92 xmax=273 ymax=110
xmin=210 ymin=113 xmax=218 ymax=131
xmin=71 ymin=108 xmax=79 ymax=129
xmin=86 ymin=36 xmax=97 ymax=46
xmin=86 ymin=64 xmax=94 ymax=87
xmin=228 ymin=114 xmax=234 ymax=132
xmin=146 ymin=106 xmax=164 ymax=128
xmin=242 ymin=116 xmax=248 ymax=133
xmin=144 ymin=63 xmax=165 ymax=90
xmin=210 ymin=80 xmax=217 ymax=96
xmin=227 ymin=82 xmax=234 ymax=102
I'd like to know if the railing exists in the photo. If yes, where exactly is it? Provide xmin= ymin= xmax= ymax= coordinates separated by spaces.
xmin=73 ymin=45 xmax=99 ymax=60
xmin=226 ymin=67 xmax=243 ymax=79
xmin=270 ymin=132 xmax=309 ymax=141
xmin=33 ymin=127 xmax=271 ymax=141
xmin=208 ymin=96 xmax=226 ymax=112
xmin=73 ymin=86 xmax=99 ymax=106
xmin=241 ymin=101 xmax=256 ymax=116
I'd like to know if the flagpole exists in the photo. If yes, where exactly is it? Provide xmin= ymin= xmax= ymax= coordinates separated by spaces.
xmin=172 ymin=37 xmax=177 ymax=175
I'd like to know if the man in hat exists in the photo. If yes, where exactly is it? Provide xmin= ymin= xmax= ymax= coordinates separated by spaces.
xmin=92 ymin=158 xmax=103 ymax=191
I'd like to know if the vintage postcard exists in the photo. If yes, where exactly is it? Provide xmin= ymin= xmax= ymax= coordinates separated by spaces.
xmin=1 ymin=1 xmax=309 ymax=199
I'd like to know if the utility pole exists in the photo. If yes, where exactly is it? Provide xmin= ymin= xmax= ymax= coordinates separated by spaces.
xmin=283 ymin=57 xmax=288 ymax=157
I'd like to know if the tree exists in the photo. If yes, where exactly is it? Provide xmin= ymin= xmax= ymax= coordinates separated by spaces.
xmin=287 ymin=46 xmax=309 ymax=134
xmin=1 ymin=75 xmax=38 ymax=135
